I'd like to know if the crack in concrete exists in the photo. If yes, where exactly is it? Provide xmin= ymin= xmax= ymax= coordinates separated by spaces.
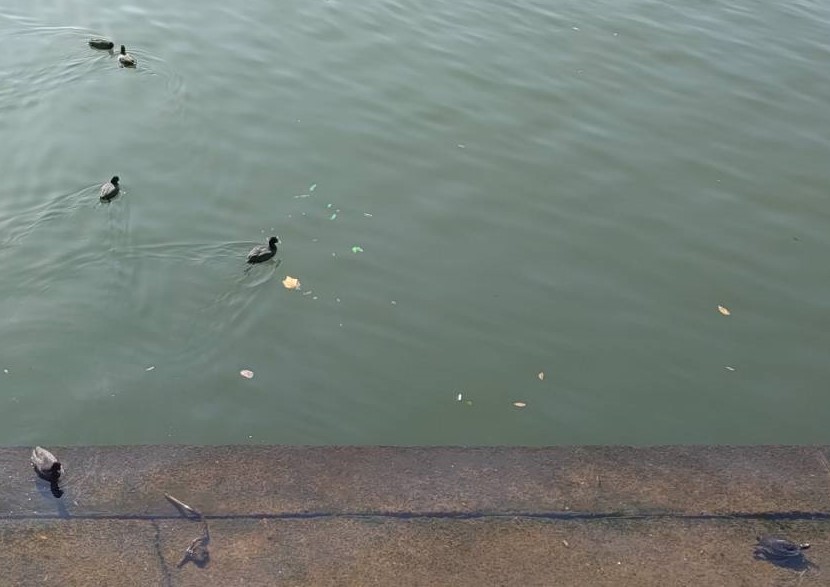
xmin=2 ymin=510 xmax=830 ymax=522
xmin=151 ymin=520 xmax=173 ymax=587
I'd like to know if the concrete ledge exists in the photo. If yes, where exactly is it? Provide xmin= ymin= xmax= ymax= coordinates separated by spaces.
xmin=1 ymin=446 xmax=829 ymax=585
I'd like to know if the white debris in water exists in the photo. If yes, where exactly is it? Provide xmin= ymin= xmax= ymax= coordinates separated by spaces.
xmin=2 ymin=369 xmax=7 ymax=374
xmin=457 ymin=393 xmax=463 ymax=402
xmin=145 ymin=366 xmax=155 ymax=372
xmin=310 ymin=184 xmax=317 ymax=192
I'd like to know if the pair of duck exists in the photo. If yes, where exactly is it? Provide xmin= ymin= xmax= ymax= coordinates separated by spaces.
xmin=88 ymin=38 xmax=136 ymax=67
xmin=99 ymin=176 xmax=279 ymax=263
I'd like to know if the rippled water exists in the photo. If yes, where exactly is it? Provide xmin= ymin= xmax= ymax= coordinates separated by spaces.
xmin=1 ymin=1 xmax=829 ymax=446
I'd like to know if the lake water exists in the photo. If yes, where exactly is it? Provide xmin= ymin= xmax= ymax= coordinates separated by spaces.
xmin=1 ymin=0 xmax=829 ymax=446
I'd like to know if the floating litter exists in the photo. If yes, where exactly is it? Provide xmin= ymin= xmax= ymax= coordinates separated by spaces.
xmin=310 ymin=184 xmax=317 ymax=192
xmin=363 ymin=213 xmax=373 ymax=217
xmin=282 ymin=276 xmax=301 ymax=290
xmin=513 ymin=401 xmax=527 ymax=408
xmin=2 ymin=369 xmax=8 ymax=374
xmin=330 ymin=213 xmax=337 ymax=221
xmin=457 ymin=393 xmax=463 ymax=402
xmin=146 ymin=366 xmax=155 ymax=372
xmin=351 ymin=246 xmax=364 ymax=253
xmin=725 ymin=366 xmax=736 ymax=372
xmin=717 ymin=305 xmax=731 ymax=316
xmin=326 ymin=203 xmax=333 ymax=209
xmin=537 ymin=372 xmax=544 ymax=381
xmin=294 ymin=194 xmax=310 ymax=199
xmin=240 ymin=369 xmax=254 ymax=379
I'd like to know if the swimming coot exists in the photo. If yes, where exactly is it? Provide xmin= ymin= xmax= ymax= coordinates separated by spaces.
xmin=89 ymin=38 xmax=114 ymax=50
xmin=31 ymin=446 xmax=62 ymax=482
xmin=247 ymin=236 xmax=279 ymax=264
xmin=100 ymin=176 xmax=120 ymax=201
xmin=118 ymin=45 xmax=136 ymax=67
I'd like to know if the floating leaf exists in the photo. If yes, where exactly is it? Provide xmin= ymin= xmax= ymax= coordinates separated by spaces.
xmin=513 ymin=401 xmax=527 ymax=408
xmin=717 ymin=305 xmax=731 ymax=316
xmin=240 ymin=369 xmax=254 ymax=379
xmin=282 ymin=276 xmax=301 ymax=290
xmin=537 ymin=372 xmax=545 ymax=381
xmin=351 ymin=246 xmax=364 ymax=253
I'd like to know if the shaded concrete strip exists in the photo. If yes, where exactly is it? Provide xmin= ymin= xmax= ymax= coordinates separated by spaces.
xmin=3 ymin=446 xmax=830 ymax=517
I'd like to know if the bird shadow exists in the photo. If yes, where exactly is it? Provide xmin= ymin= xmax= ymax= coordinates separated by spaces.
xmin=754 ymin=551 xmax=818 ymax=573
xmin=34 ymin=479 xmax=70 ymax=517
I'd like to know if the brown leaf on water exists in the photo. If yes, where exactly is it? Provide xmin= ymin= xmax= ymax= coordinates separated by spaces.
xmin=717 ymin=305 xmax=731 ymax=316
xmin=282 ymin=276 xmax=300 ymax=290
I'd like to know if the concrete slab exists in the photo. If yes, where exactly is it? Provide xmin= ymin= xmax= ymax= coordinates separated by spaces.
xmin=2 ymin=446 xmax=829 ymax=517
xmin=1 ymin=446 xmax=829 ymax=586
xmin=1 ymin=517 xmax=826 ymax=586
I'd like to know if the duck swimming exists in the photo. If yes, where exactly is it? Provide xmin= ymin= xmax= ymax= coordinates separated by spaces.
xmin=89 ymin=38 xmax=114 ymax=50
xmin=247 ymin=236 xmax=279 ymax=264
xmin=100 ymin=176 xmax=120 ymax=201
xmin=118 ymin=45 xmax=136 ymax=67
xmin=31 ymin=446 xmax=62 ymax=482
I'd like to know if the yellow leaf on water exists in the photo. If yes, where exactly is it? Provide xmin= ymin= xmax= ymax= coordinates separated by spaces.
xmin=513 ymin=401 xmax=527 ymax=408
xmin=717 ymin=305 xmax=731 ymax=316
xmin=282 ymin=276 xmax=300 ymax=290
xmin=537 ymin=372 xmax=545 ymax=381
